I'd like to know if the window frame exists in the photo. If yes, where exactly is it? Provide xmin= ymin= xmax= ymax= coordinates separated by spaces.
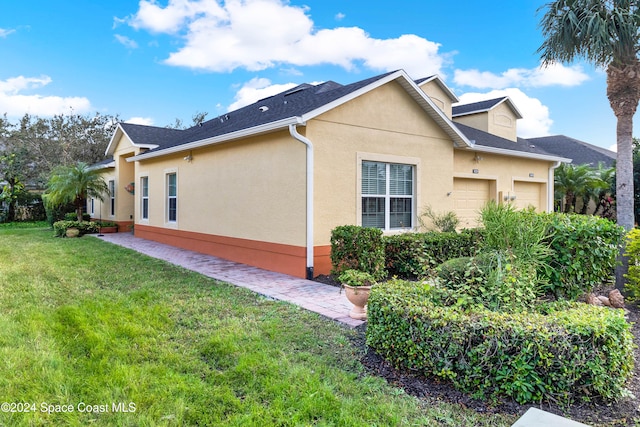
xmin=140 ymin=176 xmax=149 ymax=221
xmin=108 ymin=179 xmax=115 ymax=217
xmin=357 ymin=153 xmax=420 ymax=232
xmin=166 ymin=171 xmax=177 ymax=225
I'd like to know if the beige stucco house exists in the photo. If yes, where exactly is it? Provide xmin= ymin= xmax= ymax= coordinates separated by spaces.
xmin=91 ymin=70 xmax=568 ymax=279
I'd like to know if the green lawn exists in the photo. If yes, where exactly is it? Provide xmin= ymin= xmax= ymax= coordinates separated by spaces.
xmin=0 ymin=226 xmax=516 ymax=426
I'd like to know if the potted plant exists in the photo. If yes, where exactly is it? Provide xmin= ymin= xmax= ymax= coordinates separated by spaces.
xmin=65 ymin=227 xmax=80 ymax=238
xmin=338 ymin=269 xmax=377 ymax=320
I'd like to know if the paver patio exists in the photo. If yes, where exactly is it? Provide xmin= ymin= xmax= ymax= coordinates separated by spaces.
xmin=93 ymin=233 xmax=363 ymax=328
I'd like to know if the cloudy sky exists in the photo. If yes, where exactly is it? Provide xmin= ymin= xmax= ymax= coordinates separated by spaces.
xmin=0 ymin=0 xmax=624 ymax=150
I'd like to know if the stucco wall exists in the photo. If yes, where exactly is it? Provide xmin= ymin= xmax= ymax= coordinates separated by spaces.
xmin=453 ymin=149 xmax=551 ymax=210
xmin=487 ymin=102 xmax=518 ymax=142
xmin=418 ymin=80 xmax=453 ymax=119
xmin=134 ymin=131 xmax=307 ymax=247
xmin=308 ymin=80 xmax=456 ymax=246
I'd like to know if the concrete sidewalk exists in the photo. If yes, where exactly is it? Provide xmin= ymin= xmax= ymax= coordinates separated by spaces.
xmin=93 ymin=233 xmax=364 ymax=328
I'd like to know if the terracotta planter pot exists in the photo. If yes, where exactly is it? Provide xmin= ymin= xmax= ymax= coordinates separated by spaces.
xmin=65 ymin=228 xmax=80 ymax=238
xmin=343 ymin=284 xmax=372 ymax=320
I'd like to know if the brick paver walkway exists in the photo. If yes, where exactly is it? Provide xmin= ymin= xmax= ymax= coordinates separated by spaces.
xmin=93 ymin=233 xmax=364 ymax=328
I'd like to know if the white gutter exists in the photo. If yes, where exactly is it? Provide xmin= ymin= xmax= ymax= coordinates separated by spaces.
xmin=469 ymin=145 xmax=571 ymax=163
xmin=548 ymin=161 xmax=563 ymax=213
xmin=289 ymin=123 xmax=315 ymax=280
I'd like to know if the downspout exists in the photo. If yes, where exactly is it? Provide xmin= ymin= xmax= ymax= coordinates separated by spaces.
xmin=289 ymin=123 xmax=314 ymax=280
xmin=548 ymin=161 xmax=562 ymax=213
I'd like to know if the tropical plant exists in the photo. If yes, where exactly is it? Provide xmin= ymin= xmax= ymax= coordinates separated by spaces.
xmin=44 ymin=162 xmax=109 ymax=222
xmin=554 ymin=163 xmax=595 ymax=213
xmin=418 ymin=205 xmax=460 ymax=232
xmin=539 ymin=0 xmax=640 ymax=232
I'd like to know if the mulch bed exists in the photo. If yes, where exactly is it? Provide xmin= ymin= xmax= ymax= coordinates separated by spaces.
xmin=317 ymin=276 xmax=640 ymax=425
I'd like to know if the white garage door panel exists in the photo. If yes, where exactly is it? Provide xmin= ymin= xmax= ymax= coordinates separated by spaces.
xmin=453 ymin=178 xmax=490 ymax=228
xmin=514 ymin=181 xmax=542 ymax=211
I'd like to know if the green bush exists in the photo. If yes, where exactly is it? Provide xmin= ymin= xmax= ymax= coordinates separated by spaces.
xmin=540 ymin=213 xmax=624 ymax=299
xmin=624 ymin=228 xmax=640 ymax=301
xmin=64 ymin=212 xmax=91 ymax=222
xmin=384 ymin=230 xmax=482 ymax=278
xmin=436 ymin=252 xmax=538 ymax=312
xmin=330 ymin=225 xmax=386 ymax=280
xmin=53 ymin=220 xmax=99 ymax=237
xmin=337 ymin=269 xmax=377 ymax=287
xmin=366 ymin=280 xmax=634 ymax=405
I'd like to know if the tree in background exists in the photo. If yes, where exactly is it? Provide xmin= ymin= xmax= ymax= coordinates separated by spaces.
xmin=539 ymin=1 xmax=640 ymax=290
xmin=44 ymin=162 xmax=109 ymax=222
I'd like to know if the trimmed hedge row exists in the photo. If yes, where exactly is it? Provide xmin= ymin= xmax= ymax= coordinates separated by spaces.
xmin=540 ymin=213 xmax=624 ymax=299
xmin=330 ymin=225 xmax=386 ymax=280
xmin=53 ymin=220 xmax=99 ymax=237
xmin=366 ymin=280 xmax=634 ymax=405
xmin=384 ymin=230 xmax=483 ymax=278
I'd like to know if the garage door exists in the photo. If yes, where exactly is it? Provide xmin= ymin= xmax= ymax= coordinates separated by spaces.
xmin=514 ymin=181 xmax=543 ymax=211
xmin=453 ymin=178 xmax=491 ymax=228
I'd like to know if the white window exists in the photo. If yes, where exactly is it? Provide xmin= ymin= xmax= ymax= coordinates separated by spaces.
xmin=90 ymin=198 xmax=94 ymax=216
xmin=361 ymin=161 xmax=414 ymax=230
xmin=166 ymin=173 xmax=177 ymax=222
xmin=140 ymin=176 xmax=149 ymax=220
xmin=108 ymin=180 xmax=115 ymax=217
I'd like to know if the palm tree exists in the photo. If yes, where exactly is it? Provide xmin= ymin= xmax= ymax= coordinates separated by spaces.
xmin=45 ymin=162 xmax=108 ymax=222
xmin=554 ymin=163 xmax=594 ymax=212
xmin=538 ymin=0 xmax=640 ymax=231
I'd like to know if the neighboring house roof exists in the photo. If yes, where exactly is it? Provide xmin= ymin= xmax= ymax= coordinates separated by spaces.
xmin=525 ymin=135 xmax=615 ymax=168
xmin=127 ymin=70 xmax=473 ymax=162
xmin=452 ymin=97 xmax=524 ymax=119
xmin=454 ymin=123 xmax=570 ymax=162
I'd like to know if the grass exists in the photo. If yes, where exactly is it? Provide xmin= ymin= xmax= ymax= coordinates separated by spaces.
xmin=0 ymin=225 xmax=517 ymax=426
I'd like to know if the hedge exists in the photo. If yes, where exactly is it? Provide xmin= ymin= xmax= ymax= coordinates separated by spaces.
xmin=384 ymin=230 xmax=483 ymax=278
xmin=540 ymin=213 xmax=624 ymax=299
xmin=366 ymin=280 xmax=634 ymax=405
xmin=53 ymin=220 xmax=99 ymax=237
xmin=330 ymin=225 xmax=386 ymax=280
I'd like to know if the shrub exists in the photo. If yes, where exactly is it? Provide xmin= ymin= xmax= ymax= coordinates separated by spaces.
xmin=436 ymin=252 xmax=538 ymax=312
xmin=540 ymin=213 xmax=624 ymax=299
xmin=384 ymin=230 xmax=482 ymax=278
xmin=330 ymin=226 xmax=386 ymax=280
xmin=366 ymin=280 xmax=634 ymax=405
xmin=624 ymin=228 xmax=640 ymax=301
xmin=418 ymin=205 xmax=460 ymax=232
xmin=337 ymin=269 xmax=377 ymax=287
xmin=64 ymin=212 xmax=91 ymax=222
xmin=53 ymin=220 xmax=99 ymax=237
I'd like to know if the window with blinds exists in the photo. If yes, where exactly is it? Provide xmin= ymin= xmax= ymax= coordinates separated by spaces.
xmin=167 ymin=173 xmax=177 ymax=222
xmin=362 ymin=161 xmax=414 ymax=230
xmin=141 ymin=176 xmax=149 ymax=220
xmin=108 ymin=180 xmax=115 ymax=217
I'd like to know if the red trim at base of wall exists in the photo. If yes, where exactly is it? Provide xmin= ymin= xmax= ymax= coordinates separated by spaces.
xmin=135 ymin=224 xmax=331 ymax=279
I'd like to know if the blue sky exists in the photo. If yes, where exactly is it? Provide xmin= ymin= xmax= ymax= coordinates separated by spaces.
xmin=0 ymin=0 xmax=624 ymax=150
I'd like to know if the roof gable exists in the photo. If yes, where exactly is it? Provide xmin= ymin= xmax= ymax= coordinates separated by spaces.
xmin=105 ymin=123 xmax=184 ymax=156
xmin=453 ymin=97 xmax=523 ymax=119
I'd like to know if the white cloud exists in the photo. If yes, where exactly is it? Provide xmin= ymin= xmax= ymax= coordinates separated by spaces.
xmin=228 ymin=77 xmax=297 ymax=111
xmin=114 ymin=34 xmax=139 ymax=49
xmin=125 ymin=116 xmax=155 ymax=125
xmin=126 ymin=0 xmax=447 ymax=77
xmin=335 ymin=12 xmax=345 ymax=21
xmin=0 ymin=28 xmax=15 ymax=38
xmin=609 ymin=143 xmax=617 ymax=152
xmin=457 ymin=88 xmax=553 ymax=138
xmin=0 ymin=76 xmax=91 ymax=117
xmin=454 ymin=63 xmax=589 ymax=89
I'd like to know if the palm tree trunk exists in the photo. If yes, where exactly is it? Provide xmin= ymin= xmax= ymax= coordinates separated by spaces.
xmin=616 ymin=114 xmax=635 ymax=230
xmin=607 ymin=62 xmax=640 ymax=292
